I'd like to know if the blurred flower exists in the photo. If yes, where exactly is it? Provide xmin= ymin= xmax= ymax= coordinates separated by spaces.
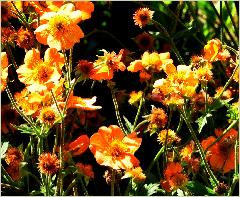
xmin=201 ymin=128 xmax=238 ymax=173
xmin=161 ymin=162 xmax=188 ymax=192
xmin=91 ymin=49 xmax=126 ymax=81
xmin=1 ymin=27 xmax=17 ymax=45
xmin=5 ymin=147 xmax=23 ymax=166
xmin=148 ymin=108 xmax=168 ymax=132
xmin=16 ymin=27 xmax=35 ymax=50
xmin=135 ymin=32 xmax=154 ymax=51
xmin=34 ymin=3 xmax=85 ymax=50
xmin=157 ymin=129 xmax=180 ymax=145
xmin=59 ymin=92 xmax=102 ymax=111
xmin=122 ymin=166 xmax=146 ymax=183
xmin=1 ymin=1 xmax=23 ymax=22
xmin=76 ymin=163 xmax=94 ymax=178
xmin=76 ymin=60 xmax=95 ymax=78
xmin=16 ymin=48 xmax=64 ymax=92
xmin=1 ymin=52 xmax=8 ymax=92
xmin=67 ymin=135 xmax=89 ymax=156
xmin=38 ymin=153 xmax=60 ymax=175
xmin=1 ymin=104 xmax=20 ymax=134
xmin=215 ymin=87 xmax=232 ymax=100
xmin=128 ymin=91 xmax=143 ymax=105
xmin=215 ymin=182 xmax=229 ymax=195
xmin=133 ymin=8 xmax=154 ymax=28
xmin=89 ymin=125 xmax=142 ymax=170
xmin=191 ymin=91 xmax=213 ymax=112
xmin=6 ymin=165 xmax=21 ymax=181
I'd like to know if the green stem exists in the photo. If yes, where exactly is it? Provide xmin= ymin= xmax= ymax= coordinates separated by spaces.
xmin=110 ymin=86 xmax=126 ymax=134
xmin=205 ymin=120 xmax=238 ymax=152
xmin=215 ymin=61 xmax=239 ymax=101
xmin=134 ymin=119 xmax=149 ymax=132
xmin=220 ymin=1 xmax=223 ymax=42
xmin=133 ymin=97 xmax=144 ymax=129
xmin=152 ymin=20 xmax=185 ymax=65
xmin=209 ymin=2 xmax=238 ymax=47
xmin=181 ymin=110 xmax=218 ymax=187
xmin=64 ymin=176 xmax=77 ymax=195
xmin=79 ymin=175 xmax=88 ymax=196
xmin=176 ymin=115 xmax=183 ymax=134
xmin=225 ymin=2 xmax=239 ymax=36
xmin=234 ymin=137 xmax=239 ymax=175
xmin=227 ymin=176 xmax=239 ymax=196
xmin=111 ymin=170 xmax=115 ymax=196
xmin=146 ymin=147 xmax=165 ymax=174
xmin=50 ymin=90 xmax=63 ymax=119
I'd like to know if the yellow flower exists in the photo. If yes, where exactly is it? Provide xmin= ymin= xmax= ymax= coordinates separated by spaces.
xmin=128 ymin=91 xmax=143 ymax=105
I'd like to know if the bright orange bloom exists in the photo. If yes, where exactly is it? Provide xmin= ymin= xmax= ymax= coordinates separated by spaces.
xmin=74 ymin=1 xmax=94 ymax=20
xmin=133 ymin=8 xmax=154 ymax=28
xmin=16 ymin=48 xmax=64 ymax=92
xmin=34 ymin=3 xmax=85 ymax=50
xmin=201 ymin=128 xmax=238 ymax=173
xmin=5 ymin=147 xmax=23 ymax=166
xmin=76 ymin=163 xmax=94 ymax=178
xmin=38 ymin=106 xmax=61 ymax=126
xmin=28 ymin=1 xmax=63 ymax=16
xmin=1 ymin=52 xmax=8 ymax=92
xmin=90 ymin=49 xmax=126 ymax=81
xmin=16 ymin=27 xmax=35 ymax=50
xmin=89 ymin=125 xmax=142 ymax=170
xmin=59 ymin=92 xmax=102 ymax=111
xmin=67 ymin=135 xmax=90 ymax=156
xmin=128 ymin=51 xmax=173 ymax=82
xmin=122 ymin=166 xmax=146 ymax=183
xmin=161 ymin=162 xmax=188 ymax=192
xmin=76 ymin=60 xmax=95 ymax=78
xmin=38 ymin=153 xmax=60 ymax=175
xmin=148 ymin=108 xmax=168 ymax=132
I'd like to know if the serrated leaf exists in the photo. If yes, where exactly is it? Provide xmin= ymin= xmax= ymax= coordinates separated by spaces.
xmin=1 ymin=142 xmax=9 ymax=159
xmin=123 ymin=116 xmax=133 ymax=134
xmin=209 ymin=98 xmax=232 ymax=112
xmin=13 ymin=124 xmax=37 ymax=136
xmin=186 ymin=181 xmax=216 ymax=195
xmin=196 ymin=113 xmax=212 ymax=134
xmin=143 ymin=183 xmax=160 ymax=196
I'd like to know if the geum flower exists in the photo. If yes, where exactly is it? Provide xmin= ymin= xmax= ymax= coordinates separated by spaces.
xmin=16 ymin=48 xmax=64 ymax=92
xmin=128 ymin=51 xmax=173 ymax=82
xmin=89 ymin=125 xmax=142 ymax=170
xmin=201 ymin=128 xmax=238 ymax=174
xmin=90 ymin=49 xmax=126 ymax=81
xmin=34 ymin=3 xmax=85 ymax=50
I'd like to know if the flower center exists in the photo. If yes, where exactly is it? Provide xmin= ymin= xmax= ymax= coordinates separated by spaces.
xmin=42 ymin=110 xmax=56 ymax=125
xmin=48 ymin=15 xmax=70 ymax=35
xmin=34 ymin=62 xmax=54 ymax=83
xmin=110 ymin=140 xmax=129 ymax=159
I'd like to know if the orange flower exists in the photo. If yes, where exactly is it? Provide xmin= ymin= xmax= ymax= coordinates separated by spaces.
xmin=28 ymin=1 xmax=63 ymax=16
xmin=122 ymin=166 xmax=146 ymax=183
xmin=161 ymin=162 xmax=188 ymax=192
xmin=201 ymin=128 xmax=238 ymax=173
xmin=16 ymin=48 xmax=64 ymax=92
xmin=89 ymin=125 xmax=142 ymax=170
xmin=76 ymin=163 xmax=94 ymax=178
xmin=133 ymin=8 xmax=154 ymax=28
xmin=76 ymin=60 xmax=95 ymax=78
xmin=5 ymin=147 xmax=23 ymax=166
xmin=148 ymin=108 xmax=168 ymax=132
xmin=1 ymin=52 xmax=8 ymax=92
xmin=38 ymin=153 xmax=60 ymax=175
xmin=157 ymin=129 xmax=180 ymax=145
xmin=90 ymin=49 xmax=126 ymax=81
xmin=16 ymin=27 xmax=35 ymax=50
xmin=67 ymin=135 xmax=90 ymax=156
xmin=34 ymin=3 xmax=84 ymax=50
xmin=74 ymin=1 xmax=94 ymax=20
xmin=59 ymin=92 xmax=102 ymax=110
xmin=1 ymin=27 xmax=17 ymax=44
xmin=38 ymin=106 xmax=61 ymax=126
xmin=128 ymin=51 xmax=173 ymax=81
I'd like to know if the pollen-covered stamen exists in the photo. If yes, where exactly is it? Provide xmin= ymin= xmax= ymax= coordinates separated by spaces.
xmin=48 ymin=15 xmax=71 ymax=35
xmin=39 ymin=107 xmax=57 ymax=125
xmin=34 ymin=62 xmax=54 ymax=84
xmin=110 ymin=140 xmax=129 ymax=159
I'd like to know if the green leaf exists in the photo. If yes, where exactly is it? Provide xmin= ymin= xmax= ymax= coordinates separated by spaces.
xmin=186 ymin=181 xmax=216 ymax=195
xmin=1 ymin=142 xmax=9 ymax=159
xmin=209 ymin=98 xmax=232 ymax=112
xmin=123 ymin=116 xmax=133 ymax=134
xmin=13 ymin=124 xmax=37 ymax=136
xmin=195 ymin=113 xmax=212 ymax=134
xmin=142 ymin=183 xmax=160 ymax=196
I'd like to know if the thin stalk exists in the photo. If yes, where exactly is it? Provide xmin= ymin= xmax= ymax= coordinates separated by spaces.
xmin=205 ymin=120 xmax=238 ymax=152
xmin=209 ymin=1 xmax=238 ymax=47
xmin=110 ymin=87 xmax=126 ymax=134
xmin=152 ymin=20 xmax=185 ymax=65
xmin=5 ymin=44 xmax=18 ymax=69
xmin=45 ymin=175 xmax=49 ymax=196
xmin=220 ymin=1 xmax=223 ymax=42
xmin=5 ymin=86 xmax=37 ymax=132
xmin=215 ymin=61 xmax=239 ymax=101
xmin=79 ymin=176 xmax=89 ymax=196
xmin=111 ymin=170 xmax=115 ymax=196
xmin=134 ymin=119 xmax=149 ymax=132
xmin=227 ymin=176 xmax=239 ymax=196
xmin=225 ymin=2 xmax=238 ymax=35
xmin=53 ymin=127 xmax=59 ymax=154
xmin=176 ymin=115 xmax=183 ymax=134
xmin=50 ymin=90 xmax=63 ymax=119
xmin=146 ymin=147 xmax=165 ymax=174
xmin=181 ymin=110 xmax=218 ymax=186
xmin=234 ymin=138 xmax=239 ymax=175
xmin=64 ymin=176 xmax=77 ymax=195
xmin=133 ymin=97 xmax=144 ymax=129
